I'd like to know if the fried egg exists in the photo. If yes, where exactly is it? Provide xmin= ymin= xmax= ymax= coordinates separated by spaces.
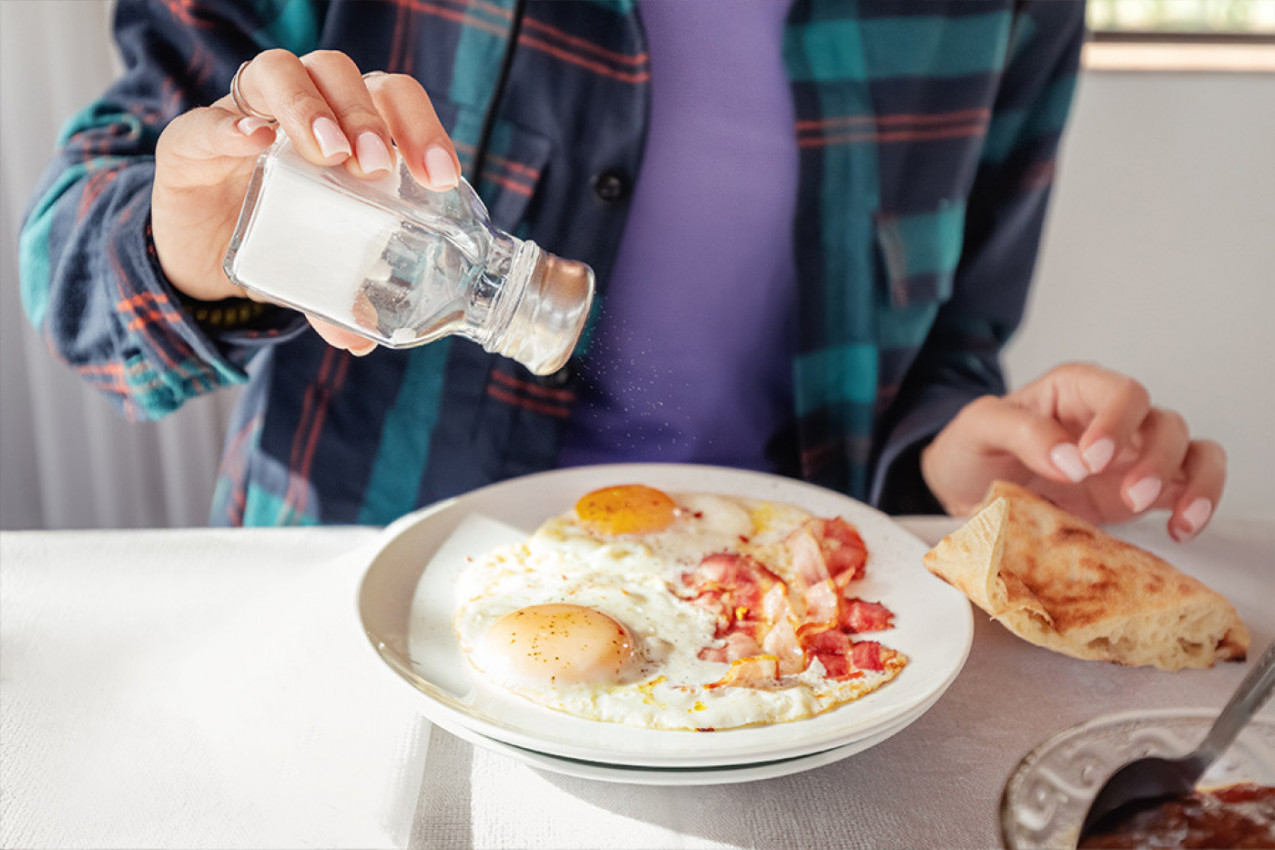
xmin=533 ymin=485 xmax=754 ymax=566
xmin=454 ymin=485 xmax=906 ymax=730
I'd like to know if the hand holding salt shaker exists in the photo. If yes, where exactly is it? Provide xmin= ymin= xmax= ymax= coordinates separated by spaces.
xmin=223 ymin=135 xmax=594 ymax=375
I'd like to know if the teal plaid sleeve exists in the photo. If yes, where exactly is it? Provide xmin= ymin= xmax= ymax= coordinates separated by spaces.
xmin=872 ymin=0 xmax=1087 ymax=511
xmin=17 ymin=0 xmax=320 ymax=421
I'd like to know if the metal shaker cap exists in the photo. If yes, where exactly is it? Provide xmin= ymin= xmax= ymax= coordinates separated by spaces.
xmin=498 ymin=248 xmax=595 ymax=376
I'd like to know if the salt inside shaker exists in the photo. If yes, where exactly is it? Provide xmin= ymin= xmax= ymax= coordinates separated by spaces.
xmin=223 ymin=135 xmax=594 ymax=375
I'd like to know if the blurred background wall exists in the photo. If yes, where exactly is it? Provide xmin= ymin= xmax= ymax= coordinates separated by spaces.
xmin=2 ymin=1 xmax=1272 ymax=529
xmin=1005 ymin=67 xmax=1275 ymax=523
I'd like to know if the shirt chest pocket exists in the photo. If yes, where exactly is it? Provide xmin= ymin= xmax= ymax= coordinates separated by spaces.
xmin=873 ymin=201 xmax=966 ymax=350
xmin=433 ymin=100 xmax=554 ymax=236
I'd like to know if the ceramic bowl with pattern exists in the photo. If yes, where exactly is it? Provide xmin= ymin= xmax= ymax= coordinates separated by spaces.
xmin=999 ymin=708 xmax=1275 ymax=849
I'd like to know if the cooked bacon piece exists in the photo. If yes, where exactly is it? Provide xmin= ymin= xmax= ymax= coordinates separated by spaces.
xmin=760 ymin=611 xmax=804 ymax=674
xmin=757 ymin=581 xmax=785 ymax=620
xmin=686 ymin=554 xmax=790 ymax=664
xmin=687 ymin=588 xmax=727 ymax=619
xmin=698 ymin=630 xmax=761 ymax=663
xmin=803 ymin=627 xmax=851 ymax=655
xmin=803 ymin=628 xmax=854 ymax=678
xmin=840 ymin=598 xmax=894 ymax=633
xmin=692 ymin=552 xmax=744 ymax=585
xmin=683 ymin=554 xmax=780 ymax=617
xmin=798 ymin=577 xmax=840 ymax=627
xmin=695 ymin=552 xmax=784 ymax=588
xmin=706 ymin=655 xmax=779 ymax=689
xmin=785 ymin=524 xmax=832 ymax=586
xmin=819 ymin=517 xmax=869 ymax=586
xmin=730 ymin=618 xmax=765 ymax=643
xmin=785 ymin=517 xmax=868 ymax=589
xmin=682 ymin=559 xmax=742 ymax=631
xmin=851 ymin=640 xmax=885 ymax=671
xmin=748 ymin=572 xmax=804 ymax=673
xmin=684 ymin=518 xmax=893 ymax=688
xmin=815 ymin=652 xmax=852 ymax=679
xmin=800 ymin=630 xmax=889 ymax=678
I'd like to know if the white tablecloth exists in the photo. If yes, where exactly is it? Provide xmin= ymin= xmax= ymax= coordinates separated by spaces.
xmin=1 ymin=517 xmax=1271 ymax=849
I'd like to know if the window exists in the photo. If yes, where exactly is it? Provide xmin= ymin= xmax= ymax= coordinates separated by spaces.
xmin=1088 ymin=0 xmax=1275 ymax=35
xmin=1083 ymin=0 xmax=1275 ymax=72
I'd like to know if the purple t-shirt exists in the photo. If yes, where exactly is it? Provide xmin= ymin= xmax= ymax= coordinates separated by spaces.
xmin=557 ymin=0 xmax=797 ymax=471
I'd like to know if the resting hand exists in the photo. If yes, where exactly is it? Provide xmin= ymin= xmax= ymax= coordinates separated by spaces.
xmin=150 ymin=49 xmax=461 ymax=353
xmin=920 ymin=363 xmax=1225 ymax=541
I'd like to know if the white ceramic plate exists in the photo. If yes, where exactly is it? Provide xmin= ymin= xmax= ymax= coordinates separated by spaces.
xmin=444 ymin=700 xmax=931 ymax=786
xmin=358 ymin=463 xmax=973 ymax=769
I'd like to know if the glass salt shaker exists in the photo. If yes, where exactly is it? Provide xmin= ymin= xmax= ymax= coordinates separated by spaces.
xmin=223 ymin=135 xmax=594 ymax=375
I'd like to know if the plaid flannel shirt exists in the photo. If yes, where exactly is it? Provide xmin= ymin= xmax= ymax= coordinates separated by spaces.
xmin=19 ymin=0 xmax=1085 ymax=526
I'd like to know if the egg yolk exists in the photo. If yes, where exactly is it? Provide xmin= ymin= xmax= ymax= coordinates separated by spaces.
xmin=480 ymin=603 xmax=637 ymax=686
xmin=575 ymin=484 xmax=677 ymax=535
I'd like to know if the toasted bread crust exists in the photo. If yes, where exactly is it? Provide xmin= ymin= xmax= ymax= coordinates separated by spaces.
xmin=923 ymin=481 xmax=1250 ymax=670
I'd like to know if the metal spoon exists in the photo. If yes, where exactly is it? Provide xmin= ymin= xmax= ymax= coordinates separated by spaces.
xmin=1078 ymin=638 xmax=1275 ymax=841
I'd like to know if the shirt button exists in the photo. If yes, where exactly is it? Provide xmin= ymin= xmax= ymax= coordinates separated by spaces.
xmin=592 ymin=168 xmax=630 ymax=204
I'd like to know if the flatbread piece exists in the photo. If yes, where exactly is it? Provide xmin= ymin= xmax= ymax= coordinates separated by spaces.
xmin=923 ymin=480 xmax=1249 ymax=670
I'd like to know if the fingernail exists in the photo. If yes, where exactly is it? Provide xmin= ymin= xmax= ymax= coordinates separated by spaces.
xmin=1181 ymin=497 xmax=1213 ymax=534
xmin=423 ymin=145 xmax=459 ymax=190
xmin=1082 ymin=438 xmax=1115 ymax=474
xmin=236 ymin=116 xmax=274 ymax=136
xmin=1127 ymin=476 xmax=1162 ymax=514
xmin=1050 ymin=443 xmax=1089 ymax=483
xmin=349 ymin=341 xmax=377 ymax=357
xmin=311 ymin=116 xmax=351 ymax=160
xmin=355 ymin=132 xmax=392 ymax=175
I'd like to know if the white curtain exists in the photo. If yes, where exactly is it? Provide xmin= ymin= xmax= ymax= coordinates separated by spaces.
xmin=0 ymin=0 xmax=239 ymax=529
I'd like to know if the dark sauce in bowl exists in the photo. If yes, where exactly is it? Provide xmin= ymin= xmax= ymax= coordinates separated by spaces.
xmin=1078 ymin=783 xmax=1275 ymax=849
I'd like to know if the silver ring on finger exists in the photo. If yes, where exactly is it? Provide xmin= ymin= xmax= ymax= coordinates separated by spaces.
xmin=230 ymin=60 xmax=277 ymax=124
